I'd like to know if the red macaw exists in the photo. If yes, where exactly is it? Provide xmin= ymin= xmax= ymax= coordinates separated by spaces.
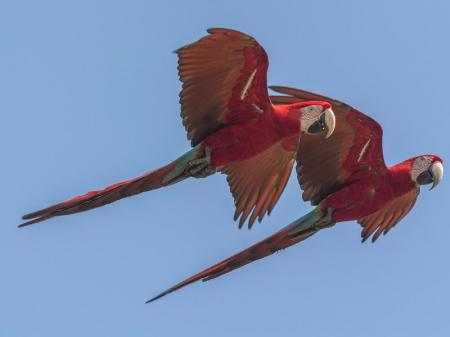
xmin=20 ymin=28 xmax=335 ymax=228
xmin=147 ymin=86 xmax=444 ymax=303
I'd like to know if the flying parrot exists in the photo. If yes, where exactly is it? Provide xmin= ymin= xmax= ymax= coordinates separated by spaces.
xmin=147 ymin=86 xmax=444 ymax=303
xmin=20 ymin=28 xmax=335 ymax=228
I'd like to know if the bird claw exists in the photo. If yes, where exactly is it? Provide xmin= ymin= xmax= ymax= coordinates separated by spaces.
xmin=186 ymin=158 xmax=216 ymax=178
xmin=186 ymin=147 xmax=216 ymax=178
xmin=313 ymin=208 xmax=335 ymax=230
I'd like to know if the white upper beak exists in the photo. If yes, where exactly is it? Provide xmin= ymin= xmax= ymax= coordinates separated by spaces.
xmin=324 ymin=108 xmax=336 ymax=138
xmin=430 ymin=161 xmax=444 ymax=190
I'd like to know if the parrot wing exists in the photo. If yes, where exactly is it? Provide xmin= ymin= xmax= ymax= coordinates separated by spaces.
xmin=220 ymin=140 xmax=297 ymax=229
xmin=359 ymin=187 xmax=420 ymax=242
xmin=177 ymin=28 xmax=271 ymax=146
xmin=269 ymin=86 xmax=387 ymax=205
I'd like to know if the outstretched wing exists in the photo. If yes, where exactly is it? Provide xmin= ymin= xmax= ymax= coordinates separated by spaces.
xmin=359 ymin=188 xmax=420 ymax=242
xmin=270 ymin=86 xmax=387 ymax=205
xmin=178 ymin=28 xmax=271 ymax=146
xmin=221 ymin=139 xmax=297 ymax=228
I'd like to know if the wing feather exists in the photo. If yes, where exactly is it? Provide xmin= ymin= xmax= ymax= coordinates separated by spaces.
xmin=178 ymin=28 xmax=271 ymax=145
xmin=270 ymin=86 xmax=386 ymax=205
xmin=359 ymin=188 xmax=420 ymax=242
xmin=221 ymin=140 xmax=296 ymax=228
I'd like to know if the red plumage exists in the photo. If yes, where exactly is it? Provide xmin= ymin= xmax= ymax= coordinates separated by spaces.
xmin=18 ymin=28 xmax=444 ymax=303
xmin=20 ymin=28 xmax=334 ymax=228
xmin=148 ymin=86 xmax=443 ymax=302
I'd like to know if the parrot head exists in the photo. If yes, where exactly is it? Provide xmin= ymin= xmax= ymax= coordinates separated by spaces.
xmin=410 ymin=155 xmax=444 ymax=190
xmin=296 ymin=101 xmax=335 ymax=138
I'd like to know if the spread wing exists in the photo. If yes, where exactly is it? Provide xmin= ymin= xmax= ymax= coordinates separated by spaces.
xmin=359 ymin=188 xmax=420 ymax=242
xmin=270 ymin=86 xmax=387 ymax=205
xmin=178 ymin=28 xmax=271 ymax=146
xmin=221 ymin=140 xmax=297 ymax=229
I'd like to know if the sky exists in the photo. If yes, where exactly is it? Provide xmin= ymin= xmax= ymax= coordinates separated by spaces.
xmin=2 ymin=0 xmax=450 ymax=336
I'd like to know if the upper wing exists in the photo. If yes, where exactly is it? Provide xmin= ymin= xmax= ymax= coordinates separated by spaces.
xmin=177 ymin=28 xmax=271 ymax=146
xmin=270 ymin=86 xmax=387 ymax=205
xmin=359 ymin=188 xmax=420 ymax=242
xmin=220 ymin=139 xmax=297 ymax=229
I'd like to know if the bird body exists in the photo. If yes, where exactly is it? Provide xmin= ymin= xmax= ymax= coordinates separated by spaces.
xmin=18 ymin=27 xmax=443 ymax=304
xmin=148 ymin=86 xmax=443 ymax=302
xmin=20 ymin=29 xmax=335 ymax=228
xmin=202 ymin=101 xmax=325 ymax=166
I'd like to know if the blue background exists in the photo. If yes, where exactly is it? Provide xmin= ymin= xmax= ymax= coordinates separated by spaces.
xmin=2 ymin=1 xmax=449 ymax=336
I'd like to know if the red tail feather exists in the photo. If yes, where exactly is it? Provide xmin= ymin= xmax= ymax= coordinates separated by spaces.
xmin=147 ymin=209 xmax=327 ymax=303
xmin=20 ymin=161 xmax=182 ymax=227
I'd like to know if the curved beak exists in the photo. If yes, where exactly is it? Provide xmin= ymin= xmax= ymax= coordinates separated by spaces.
xmin=429 ymin=161 xmax=444 ymax=190
xmin=322 ymin=108 xmax=336 ymax=138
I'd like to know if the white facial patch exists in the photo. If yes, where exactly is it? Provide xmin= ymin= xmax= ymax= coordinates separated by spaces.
xmin=411 ymin=156 xmax=434 ymax=182
xmin=300 ymin=105 xmax=324 ymax=132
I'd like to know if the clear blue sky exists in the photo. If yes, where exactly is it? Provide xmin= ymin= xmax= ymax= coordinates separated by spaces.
xmin=2 ymin=0 xmax=449 ymax=336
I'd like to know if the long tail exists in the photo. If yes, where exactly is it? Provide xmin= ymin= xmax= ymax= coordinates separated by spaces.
xmin=20 ymin=146 xmax=204 ymax=227
xmin=147 ymin=207 xmax=334 ymax=303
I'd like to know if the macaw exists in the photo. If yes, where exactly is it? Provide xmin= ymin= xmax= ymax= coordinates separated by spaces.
xmin=147 ymin=86 xmax=444 ymax=303
xmin=20 ymin=28 xmax=335 ymax=228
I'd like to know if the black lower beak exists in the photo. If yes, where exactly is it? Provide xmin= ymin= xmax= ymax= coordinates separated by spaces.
xmin=416 ymin=170 xmax=433 ymax=185
xmin=307 ymin=120 xmax=326 ymax=134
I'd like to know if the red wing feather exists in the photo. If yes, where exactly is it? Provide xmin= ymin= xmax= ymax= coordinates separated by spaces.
xmin=221 ymin=140 xmax=296 ymax=228
xmin=270 ymin=86 xmax=386 ymax=205
xmin=359 ymin=188 xmax=419 ymax=242
xmin=178 ymin=28 xmax=271 ymax=145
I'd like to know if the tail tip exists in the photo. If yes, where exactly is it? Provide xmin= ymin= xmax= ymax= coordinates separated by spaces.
xmin=18 ymin=219 xmax=35 ymax=228
xmin=145 ymin=290 xmax=170 ymax=304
